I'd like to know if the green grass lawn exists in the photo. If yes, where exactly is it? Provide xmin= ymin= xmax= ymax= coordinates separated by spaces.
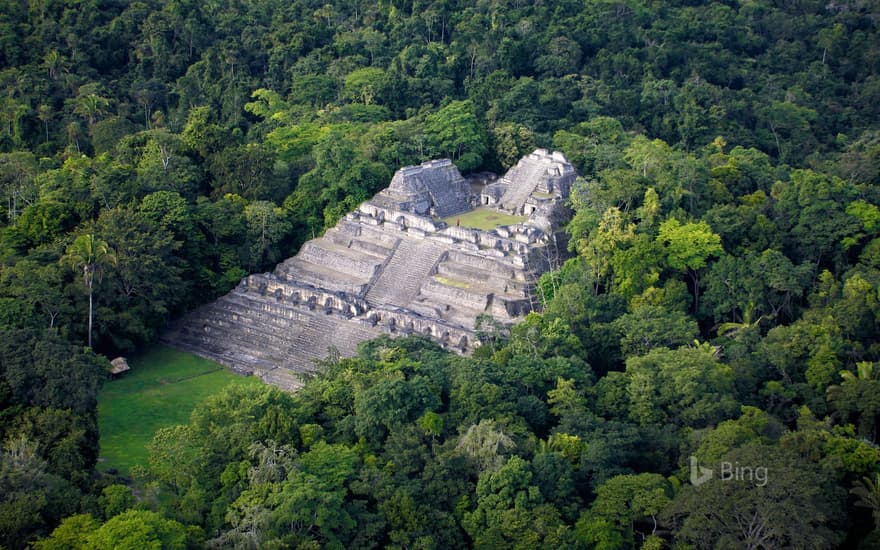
xmin=442 ymin=207 xmax=525 ymax=230
xmin=97 ymin=345 xmax=262 ymax=475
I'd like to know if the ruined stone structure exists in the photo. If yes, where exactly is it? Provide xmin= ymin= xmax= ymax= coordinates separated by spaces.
xmin=163 ymin=150 xmax=576 ymax=390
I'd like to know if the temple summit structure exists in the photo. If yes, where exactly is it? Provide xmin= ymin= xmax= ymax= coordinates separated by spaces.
xmin=162 ymin=149 xmax=576 ymax=389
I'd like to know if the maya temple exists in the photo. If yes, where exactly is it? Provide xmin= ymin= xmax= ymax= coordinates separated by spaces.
xmin=163 ymin=149 xmax=577 ymax=390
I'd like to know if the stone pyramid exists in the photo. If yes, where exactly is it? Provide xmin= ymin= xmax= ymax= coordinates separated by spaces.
xmin=162 ymin=150 xmax=576 ymax=390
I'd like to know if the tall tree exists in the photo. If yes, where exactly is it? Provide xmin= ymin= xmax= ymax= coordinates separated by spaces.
xmin=61 ymin=234 xmax=115 ymax=348
xmin=851 ymin=473 xmax=880 ymax=531
xmin=657 ymin=218 xmax=723 ymax=312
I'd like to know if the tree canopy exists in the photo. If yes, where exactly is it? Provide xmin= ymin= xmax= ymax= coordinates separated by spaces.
xmin=0 ymin=0 xmax=879 ymax=547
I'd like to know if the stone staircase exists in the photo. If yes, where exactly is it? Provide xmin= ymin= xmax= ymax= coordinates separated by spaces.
xmin=276 ymin=257 xmax=368 ymax=295
xmin=500 ymin=159 xmax=546 ymax=212
xmin=366 ymin=238 xmax=445 ymax=306
xmin=286 ymin=312 xmax=380 ymax=365
xmin=419 ymin=164 xmax=471 ymax=217
xmin=163 ymin=296 xmax=290 ymax=374
xmin=162 ymin=286 xmax=381 ymax=389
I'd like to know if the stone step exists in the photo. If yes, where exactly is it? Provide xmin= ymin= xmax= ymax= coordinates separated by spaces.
xmin=419 ymin=278 xmax=489 ymax=312
xmin=164 ymin=332 xmax=277 ymax=374
xmin=445 ymin=250 xmax=519 ymax=279
xmin=500 ymin=159 xmax=545 ymax=212
xmin=365 ymin=238 xmax=445 ymax=306
xmin=208 ymin=295 xmax=310 ymax=331
xmin=285 ymin=315 xmax=381 ymax=370
xmin=260 ymin=368 xmax=304 ymax=391
xmin=298 ymin=240 xmax=383 ymax=280
xmin=358 ymin=226 xmax=401 ymax=248
xmin=175 ymin=292 xmax=381 ymax=374
xmin=275 ymin=258 xmax=368 ymax=294
xmin=171 ymin=323 xmax=310 ymax=376
xmin=433 ymin=262 xmax=517 ymax=297
xmin=351 ymin=238 xmax=394 ymax=257
xmin=407 ymin=295 xmax=486 ymax=329
xmin=173 ymin=324 xmax=288 ymax=366
xmin=163 ymin=294 xmax=329 ymax=372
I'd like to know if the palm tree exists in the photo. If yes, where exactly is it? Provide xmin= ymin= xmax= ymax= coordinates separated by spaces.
xmin=43 ymin=49 xmax=64 ymax=80
xmin=37 ymin=104 xmax=51 ymax=144
xmin=73 ymin=93 xmax=110 ymax=129
xmin=716 ymin=305 xmax=770 ymax=339
xmin=851 ymin=473 xmax=880 ymax=530
xmin=827 ymin=362 xmax=880 ymax=441
xmin=61 ymin=234 xmax=116 ymax=348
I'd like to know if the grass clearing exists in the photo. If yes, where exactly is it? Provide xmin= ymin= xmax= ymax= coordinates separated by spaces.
xmin=97 ymin=344 xmax=262 ymax=475
xmin=442 ymin=207 xmax=525 ymax=230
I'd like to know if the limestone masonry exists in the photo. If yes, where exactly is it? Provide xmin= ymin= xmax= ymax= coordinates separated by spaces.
xmin=162 ymin=149 xmax=576 ymax=390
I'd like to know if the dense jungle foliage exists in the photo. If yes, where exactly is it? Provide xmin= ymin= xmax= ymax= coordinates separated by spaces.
xmin=1 ymin=0 xmax=880 ymax=547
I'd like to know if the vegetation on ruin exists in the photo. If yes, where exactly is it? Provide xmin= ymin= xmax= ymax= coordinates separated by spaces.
xmin=441 ymin=207 xmax=526 ymax=230
xmin=434 ymin=275 xmax=471 ymax=289
xmin=0 ymin=0 xmax=879 ymax=547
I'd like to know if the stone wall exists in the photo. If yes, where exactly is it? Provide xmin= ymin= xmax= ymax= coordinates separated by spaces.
xmin=378 ymin=158 xmax=471 ymax=218
xmin=370 ymin=306 xmax=473 ymax=351
xmin=248 ymin=275 xmax=371 ymax=318
xmin=297 ymin=242 xmax=382 ymax=280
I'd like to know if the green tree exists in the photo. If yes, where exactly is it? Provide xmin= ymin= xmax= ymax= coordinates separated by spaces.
xmin=244 ymin=200 xmax=291 ymax=271
xmin=85 ymin=510 xmax=193 ymax=550
xmin=455 ymin=420 xmax=516 ymax=475
xmin=851 ymin=473 xmax=880 ymax=531
xmin=423 ymin=100 xmax=487 ymax=172
xmin=827 ymin=362 xmax=880 ymax=442
xmin=214 ymin=441 xmax=356 ymax=548
xmin=665 ymin=444 xmax=845 ymax=549
xmin=624 ymin=135 xmax=672 ymax=179
xmin=180 ymin=106 xmax=225 ymax=159
xmin=135 ymin=130 xmax=202 ymax=198
xmin=61 ymin=234 xmax=116 ymax=348
xmin=613 ymin=303 xmax=699 ymax=357
xmin=759 ymin=100 xmax=817 ymax=164
xmin=0 ymin=328 xmax=108 ymax=415
xmin=490 ymin=123 xmax=535 ymax=170
xmin=534 ymin=36 xmax=582 ymax=77
xmin=98 ymin=485 xmax=136 ymax=520
xmin=72 ymin=91 xmax=111 ymax=130
xmin=693 ymin=406 xmax=782 ymax=464
xmin=578 ymin=207 xmax=635 ymax=294
xmin=657 ymin=218 xmax=723 ymax=311
xmin=0 ymin=151 xmax=39 ymax=223
xmin=343 ymin=67 xmax=386 ymax=105
xmin=0 ymin=259 xmax=66 ymax=328
xmin=34 ymin=514 xmax=99 ymax=550
xmin=624 ymin=345 xmax=737 ymax=428
xmin=94 ymin=208 xmax=186 ymax=348
xmin=576 ymin=473 xmax=672 ymax=549
xmin=354 ymin=372 xmax=441 ymax=444
xmin=547 ymin=377 xmax=591 ymax=435
xmin=0 ymin=436 xmax=78 ymax=549
xmin=462 ymin=456 xmax=571 ymax=548
xmin=208 ymin=144 xmax=275 ymax=200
